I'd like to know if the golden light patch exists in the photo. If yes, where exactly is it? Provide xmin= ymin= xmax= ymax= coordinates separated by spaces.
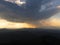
xmin=0 ymin=19 xmax=36 ymax=29
xmin=40 ymin=18 xmax=60 ymax=27
xmin=15 ymin=0 xmax=26 ymax=5
xmin=48 ymin=18 xmax=60 ymax=26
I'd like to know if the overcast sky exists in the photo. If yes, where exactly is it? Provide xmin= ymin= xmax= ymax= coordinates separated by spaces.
xmin=0 ymin=0 xmax=60 ymax=29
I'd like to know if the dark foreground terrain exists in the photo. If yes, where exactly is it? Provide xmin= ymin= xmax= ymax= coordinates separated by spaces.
xmin=0 ymin=28 xmax=60 ymax=45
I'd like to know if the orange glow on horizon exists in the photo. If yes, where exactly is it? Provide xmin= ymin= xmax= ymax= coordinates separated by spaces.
xmin=0 ymin=18 xmax=60 ymax=29
xmin=0 ymin=19 xmax=36 ymax=29
xmin=40 ymin=18 xmax=60 ymax=27
xmin=48 ymin=18 xmax=60 ymax=26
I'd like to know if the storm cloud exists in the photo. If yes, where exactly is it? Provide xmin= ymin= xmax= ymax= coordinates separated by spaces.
xmin=0 ymin=0 xmax=60 ymax=24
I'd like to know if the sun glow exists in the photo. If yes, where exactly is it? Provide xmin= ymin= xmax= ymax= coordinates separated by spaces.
xmin=48 ymin=18 xmax=60 ymax=26
xmin=0 ymin=19 xmax=36 ymax=29
xmin=39 ymin=18 xmax=60 ymax=27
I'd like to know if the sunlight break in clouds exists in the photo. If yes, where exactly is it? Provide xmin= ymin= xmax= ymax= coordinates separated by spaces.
xmin=39 ymin=18 xmax=60 ymax=27
xmin=15 ymin=0 xmax=26 ymax=5
xmin=48 ymin=18 xmax=60 ymax=27
xmin=0 ymin=19 xmax=36 ymax=29
xmin=5 ymin=0 xmax=26 ymax=6
xmin=0 ymin=18 xmax=60 ymax=29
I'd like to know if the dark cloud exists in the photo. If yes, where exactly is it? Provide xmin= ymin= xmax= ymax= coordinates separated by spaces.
xmin=0 ymin=0 xmax=60 ymax=23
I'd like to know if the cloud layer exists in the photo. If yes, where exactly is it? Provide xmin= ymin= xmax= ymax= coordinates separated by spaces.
xmin=0 ymin=0 xmax=60 ymax=28
xmin=0 ymin=0 xmax=58 ymax=21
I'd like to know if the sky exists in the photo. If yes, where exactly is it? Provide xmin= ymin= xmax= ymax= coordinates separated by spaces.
xmin=0 ymin=0 xmax=60 ymax=29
